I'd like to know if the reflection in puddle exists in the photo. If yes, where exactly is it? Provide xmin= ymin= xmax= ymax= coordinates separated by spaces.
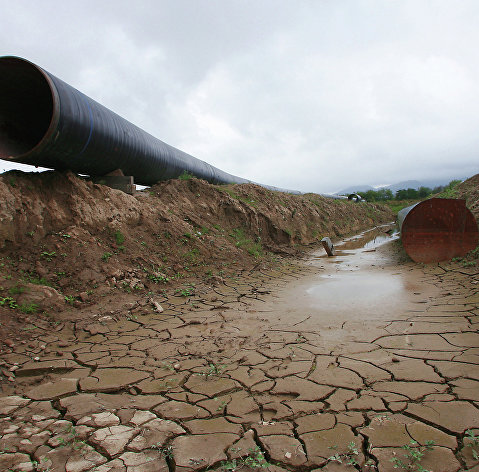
xmin=306 ymin=272 xmax=402 ymax=311
xmin=305 ymin=224 xmax=407 ymax=313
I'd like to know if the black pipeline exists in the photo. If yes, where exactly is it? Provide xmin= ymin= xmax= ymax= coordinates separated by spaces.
xmin=0 ymin=56 xmax=301 ymax=193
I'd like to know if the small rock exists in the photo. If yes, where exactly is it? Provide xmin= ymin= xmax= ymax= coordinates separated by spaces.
xmin=285 ymin=452 xmax=292 ymax=459
xmin=78 ymin=292 xmax=89 ymax=302
xmin=33 ymin=357 xmax=40 ymax=362
xmin=151 ymin=298 xmax=164 ymax=313
xmin=392 ymin=357 xmax=400 ymax=363
xmin=173 ymin=363 xmax=181 ymax=371
xmin=4 ymin=339 xmax=15 ymax=348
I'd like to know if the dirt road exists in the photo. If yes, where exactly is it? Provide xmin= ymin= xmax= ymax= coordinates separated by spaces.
xmin=1 ymin=226 xmax=478 ymax=471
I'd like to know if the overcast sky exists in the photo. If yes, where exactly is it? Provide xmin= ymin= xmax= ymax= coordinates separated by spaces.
xmin=1 ymin=0 xmax=478 ymax=193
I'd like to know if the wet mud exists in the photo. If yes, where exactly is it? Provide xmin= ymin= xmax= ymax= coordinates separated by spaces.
xmin=1 ymin=225 xmax=478 ymax=472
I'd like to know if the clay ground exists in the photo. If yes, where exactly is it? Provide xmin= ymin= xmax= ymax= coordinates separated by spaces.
xmin=1 ymin=228 xmax=478 ymax=472
xmin=0 ymin=172 xmax=478 ymax=472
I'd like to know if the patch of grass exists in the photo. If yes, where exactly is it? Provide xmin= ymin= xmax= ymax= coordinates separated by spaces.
xmin=221 ymin=446 xmax=270 ymax=471
xmin=436 ymin=179 xmax=461 ymax=199
xmin=114 ymin=230 xmax=125 ymax=245
xmin=178 ymin=170 xmax=195 ymax=180
xmin=175 ymin=284 xmax=195 ymax=297
xmin=40 ymin=251 xmax=56 ymax=262
xmin=383 ymin=199 xmax=421 ymax=215
xmin=19 ymin=303 xmax=38 ymax=314
xmin=389 ymin=439 xmax=435 ymax=471
xmin=183 ymin=248 xmax=200 ymax=264
xmin=328 ymin=441 xmax=360 ymax=466
xmin=230 ymin=228 xmax=263 ymax=258
xmin=64 ymin=295 xmax=77 ymax=305
xmin=0 ymin=296 xmax=17 ymax=309
xmin=465 ymin=429 xmax=479 ymax=461
xmin=200 ymin=362 xmax=226 ymax=378
xmin=101 ymin=252 xmax=113 ymax=262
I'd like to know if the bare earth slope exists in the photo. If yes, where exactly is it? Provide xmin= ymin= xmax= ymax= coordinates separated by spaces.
xmin=0 ymin=169 xmax=391 ymax=342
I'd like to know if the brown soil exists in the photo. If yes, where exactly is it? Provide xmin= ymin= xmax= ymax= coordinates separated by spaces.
xmin=1 ymin=170 xmax=478 ymax=472
xmin=0 ymin=170 xmax=391 ymax=348
xmin=456 ymin=173 xmax=479 ymax=221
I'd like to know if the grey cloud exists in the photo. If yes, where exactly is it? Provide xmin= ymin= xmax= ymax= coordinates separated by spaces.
xmin=0 ymin=0 xmax=478 ymax=193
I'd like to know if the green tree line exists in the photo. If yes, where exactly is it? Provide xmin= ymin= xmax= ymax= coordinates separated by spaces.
xmin=356 ymin=180 xmax=461 ymax=202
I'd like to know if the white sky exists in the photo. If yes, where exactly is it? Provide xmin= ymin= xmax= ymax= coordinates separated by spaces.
xmin=1 ymin=0 xmax=478 ymax=193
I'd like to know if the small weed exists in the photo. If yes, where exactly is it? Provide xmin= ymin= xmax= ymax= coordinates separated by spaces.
xmin=101 ymin=252 xmax=113 ymax=262
xmin=328 ymin=441 xmax=359 ymax=466
xmin=64 ymin=295 xmax=77 ymax=305
xmin=230 ymin=228 xmax=263 ymax=258
xmin=216 ymin=400 xmax=228 ymax=411
xmin=114 ymin=230 xmax=125 ymax=245
xmin=26 ymin=230 xmax=35 ymax=237
xmin=465 ymin=429 xmax=479 ymax=461
xmin=183 ymin=248 xmax=200 ymax=264
xmin=153 ymin=444 xmax=174 ymax=459
xmin=200 ymin=362 xmax=225 ymax=378
xmin=148 ymin=273 xmax=170 ymax=284
xmin=221 ymin=446 xmax=270 ymax=471
xmin=175 ymin=285 xmax=195 ymax=297
xmin=0 ymin=297 xmax=17 ymax=309
xmin=178 ymin=170 xmax=195 ymax=180
xmin=41 ymin=251 xmax=56 ymax=261
xmin=19 ymin=303 xmax=38 ymax=314
xmin=390 ymin=439 xmax=435 ymax=471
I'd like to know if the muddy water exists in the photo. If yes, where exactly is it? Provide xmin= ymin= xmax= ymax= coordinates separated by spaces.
xmin=259 ymin=224 xmax=440 ymax=341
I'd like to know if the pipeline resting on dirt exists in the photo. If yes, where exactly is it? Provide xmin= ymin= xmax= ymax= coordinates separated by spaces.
xmin=0 ymin=56 xmax=306 ymax=194
xmin=0 ymin=56 xmax=326 ymax=198
xmin=398 ymin=198 xmax=479 ymax=263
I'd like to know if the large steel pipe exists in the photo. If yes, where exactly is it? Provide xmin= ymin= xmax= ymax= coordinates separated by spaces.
xmin=398 ymin=198 xmax=478 ymax=263
xmin=0 ymin=56 xmax=300 ymax=193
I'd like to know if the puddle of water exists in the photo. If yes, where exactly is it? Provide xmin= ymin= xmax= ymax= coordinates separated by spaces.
xmin=306 ymin=272 xmax=403 ymax=311
xmin=303 ymin=224 xmax=409 ymax=316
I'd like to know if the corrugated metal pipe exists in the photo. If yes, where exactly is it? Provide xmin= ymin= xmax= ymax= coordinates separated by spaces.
xmin=0 ymin=56 xmax=304 ymax=194
xmin=397 ymin=198 xmax=478 ymax=263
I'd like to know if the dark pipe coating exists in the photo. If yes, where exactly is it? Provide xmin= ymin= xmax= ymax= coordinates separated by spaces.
xmin=0 ymin=56 xmax=305 ymax=194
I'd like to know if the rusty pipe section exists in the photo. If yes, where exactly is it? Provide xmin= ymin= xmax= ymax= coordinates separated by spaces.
xmin=397 ymin=198 xmax=478 ymax=263
xmin=0 ymin=56 xmax=302 ymax=193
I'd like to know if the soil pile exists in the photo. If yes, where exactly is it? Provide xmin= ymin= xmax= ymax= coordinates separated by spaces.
xmin=456 ymin=173 xmax=479 ymax=222
xmin=0 ymin=170 xmax=391 ymax=342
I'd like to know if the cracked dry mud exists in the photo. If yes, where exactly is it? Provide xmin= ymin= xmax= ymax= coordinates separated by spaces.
xmin=1 ymin=228 xmax=478 ymax=472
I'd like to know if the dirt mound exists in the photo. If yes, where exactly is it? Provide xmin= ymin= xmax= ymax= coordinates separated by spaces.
xmin=0 ymin=170 xmax=392 ymax=345
xmin=456 ymin=173 xmax=479 ymax=222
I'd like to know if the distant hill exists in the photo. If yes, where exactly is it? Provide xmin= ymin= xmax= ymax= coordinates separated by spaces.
xmin=335 ymin=184 xmax=375 ymax=195
xmin=336 ymin=177 xmax=464 ymax=196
